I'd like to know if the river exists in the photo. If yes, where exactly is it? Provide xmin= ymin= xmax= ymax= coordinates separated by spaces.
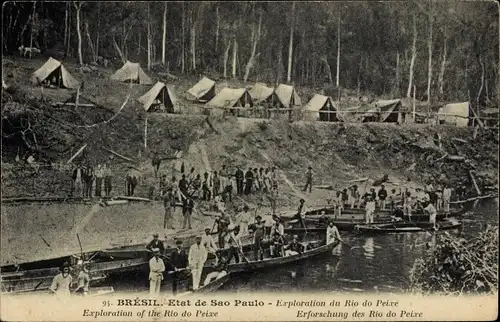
xmin=108 ymin=200 xmax=498 ymax=294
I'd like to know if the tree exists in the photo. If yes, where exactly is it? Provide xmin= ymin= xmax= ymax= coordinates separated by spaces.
xmin=287 ymin=2 xmax=295 ymax=83
xmin=244 ymin=5 xmax=262 ymax=82
xmin=73 ymin=1 xmax=83 ymax=65
xmin=162 ymin=2 xmax=167 ymax=65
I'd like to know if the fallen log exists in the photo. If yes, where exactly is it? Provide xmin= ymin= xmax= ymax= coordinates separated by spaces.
xmin=67 ymin=144 xmax=88 ymax=164
xmin=103 ymin=147 xmax=135 ymax=163
xmin=1 ymin=196 xmax=84 ymax=203
xmin=449 ymin=194 xmax=496 ymax=204
xmin=447 ymin=155 xmax=466 ymax=161
xmin=468 ymin=170 xmax=482 ymax=196
xmin=315 ymin=185 xmax=334 ymax=190
xmin=452 ymin=137 xmax=468 ymax=144
xmin=102 ymin=200 xmax=129 ymax=206
xmin=349 ymin=177 xmax=369 ymax=183
xmin=115 ymin=196 xmax=152 ymax=202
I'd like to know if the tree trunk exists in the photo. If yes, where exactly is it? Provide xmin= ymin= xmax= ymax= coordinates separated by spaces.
xmin=232 ymin=34 xmax=238 ymax=79
xmin=215 ymin=5 xmax=219 ymax=52
xmin=191 ymin=20 xmax=196 ymax=72
xmin=395 ymin=51 xmax=400 ymax=96
xmin=406 ymin=14 xmax=417 ymax=98
xmin=244 ymin=10 xmax=262 ymax=82
xmin=223 ymin=39 xmax=231 ymax=78
xmin=137 ymin=30 xmax=141 ymax=55
xmin=426 ymin=9 xmax=433 ymax=110
xmin=66 ymin=3 xmax=72 ymax=57
xmin=64 ymin=2 xmax=68 ymax=51
xmin=74 ymin=2 xmax=83 ymax=65
xmin=162 ymin=2 xmax=167 ymax=65
xmin=438 ymin=27 xmax=448 ymax=100
xmin=29 ymin=1 xmax=36 ymax=59
xmin=95 ymin=3 xmax=100 ymax=56
xmin=181 ymin=2 xmax=185 ymax=73
xmin=336 ymin=14 xmax=341 ymax=87
xmin=113 ymin=36 xmax=126 ymax=63
xmin=476 ymin=55 xmax=485 ymax=106
xmin=357 ymin=56 xmax=363 ymax=96
xmin=277 ymin=35 xmax=283 ymax=84
xmin=147 ymin=4 xmax=151 ymax=71
xmin=287 ymin=2 xmax=295 ymax=83
xmin=84 ymin=21 xmax=96 ymax=63
xmin=322 ymin=57 xmax=333 ymax=84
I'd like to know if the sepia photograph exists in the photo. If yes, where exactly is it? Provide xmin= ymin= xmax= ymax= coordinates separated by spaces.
xmin=1 ymin=0 xmax=498 ymax=321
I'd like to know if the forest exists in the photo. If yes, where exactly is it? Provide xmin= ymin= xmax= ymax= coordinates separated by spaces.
xmin=2 ymin=1 xmax=499 ymax=107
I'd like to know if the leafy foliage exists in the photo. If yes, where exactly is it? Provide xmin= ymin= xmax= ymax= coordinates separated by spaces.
xmin=409 ymin=226 xmax=499 ymax=295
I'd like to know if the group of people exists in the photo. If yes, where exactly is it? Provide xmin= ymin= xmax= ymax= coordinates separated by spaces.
xmin=48 ymin=261 xmax=91 ymax=296
xmin=71 ymin=162 xmax=115 ymax=198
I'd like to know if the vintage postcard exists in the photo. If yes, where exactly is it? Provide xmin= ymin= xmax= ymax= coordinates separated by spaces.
xmin=1 ymin=0 xmax=498 ymax=321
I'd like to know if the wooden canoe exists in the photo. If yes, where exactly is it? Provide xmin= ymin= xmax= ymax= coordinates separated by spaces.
xmin=353 ymin=218 xmax=463 ymax=234
xmin=1 ymin=258 xmax=147 ymax=294
xmin=214 ymin=237 xmax=340 ymax=274
xmin=177 ymin=273 xmax=231 ymax=297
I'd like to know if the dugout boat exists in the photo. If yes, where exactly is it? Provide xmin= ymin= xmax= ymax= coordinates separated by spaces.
xmin=215 ymin=235 xmax=340 ymax=274
xmin=1 ymin=258 xmax=147 ymax=294
xmin=353 ymin=218 xmax=463 ymax=234
xmin=177 ymin=273 xmax=231 ymax=297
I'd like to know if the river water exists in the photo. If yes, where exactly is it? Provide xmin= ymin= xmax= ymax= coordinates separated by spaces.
xmin=108 ymin=200 xmax=498 ymax=294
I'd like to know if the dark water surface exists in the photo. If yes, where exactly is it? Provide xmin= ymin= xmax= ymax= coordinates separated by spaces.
xmin=111 ymin=200 xmax=498 ymax=294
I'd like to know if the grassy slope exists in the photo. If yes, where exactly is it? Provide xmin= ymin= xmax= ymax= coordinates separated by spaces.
xmin=1 ymin=56 xmax=498 ymax=266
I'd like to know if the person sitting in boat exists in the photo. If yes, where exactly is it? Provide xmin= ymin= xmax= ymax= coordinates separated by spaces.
xmin=203 ymin=254 xmax=228 ymax=286
xmin=341 ymin=189 xmax=349 ymax=207
xmin=253 ymin=215 xmax=265 ymax=261
xmin=225 ymin=224 xmax=242 ymax=264
xmin=316 ymin=210 xmax=329 ymax=228
xmin=390 ymin=205 xmax=405 ymax=221
xmin=326 ymin=221 xmax=341 ymax=244
xmin=49 ymin=262 xmax=73 ymax=297
xmin=146 ymin=233 xmax=165 ymax=255
xmin=270 ymin=215 xmax=285 ymax=257
xmin=284 ymin=235 xmax=304 ymax=256
xmin=75 ymin=262 xmax=90 ymax=296
xmin=423 ymin=200 xmax=438 ymax=230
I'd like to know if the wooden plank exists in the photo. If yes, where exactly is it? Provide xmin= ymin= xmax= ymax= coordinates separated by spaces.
xmin=115 ymin=196 xmax=152 ymax=202
xmin=52 ymin=103 xmax=96 ymax=107
xmin=67 ymin=144 xmax=88 ymax=164
xmin=103 ymin=147 xmax=135 ymax=163
xmin=468 ymin=170 xmax=482 ymax=196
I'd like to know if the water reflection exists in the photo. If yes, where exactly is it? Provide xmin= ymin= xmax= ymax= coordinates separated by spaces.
xmin=363 ymin=237 xmax=375 ymax=260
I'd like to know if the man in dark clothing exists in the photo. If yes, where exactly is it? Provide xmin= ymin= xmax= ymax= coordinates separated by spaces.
xmin=202 ymin=172 xmax=212 ymax=201
xmin=295 ymin=199 xmax=307 ymax=228
xmin=244 ymin=168 xmax=254 ymax=195
xmin=216 ymin=213 xmax=231 ymax=249
xmin=182 ymin=197 xmax=194 ymax=229
xmin=126 ymin=167 xmax=138 ymax=196
xmin=303 ymin=166 xmax=313 ymax=193
xmin=169 ymin=240 xmax=190 ymax=295
xmin=146 ymin=233 xmax=165 ymax=255
xmin=235 ymin=166 xmax=244 ymax=195
xmin=83 ymin=165 xmax=94 ymax=198
xmin=370 ymin=188 xmax=377 ymax=201
xmin=377 ymin=184 xmax=388 ymax=209
xmin=152 ymin=153 xmax=161 ymax=178
xmin=163 ymin=189 xmax=175 ymax=229
xmin=212 ymin=171 xmax=221 ymax=197
xmin=178 ymin=174 xmax=189 ymax=198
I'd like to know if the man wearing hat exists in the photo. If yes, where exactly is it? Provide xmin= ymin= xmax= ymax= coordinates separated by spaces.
xmin=201 ymin=227 xmax=219 ymax=262
xmin=302 ymin=166 xmax=313 ymax=193
xmin=188 ymin=236 xmax=208 ymax=290
xmin=294 ymin=199 xmax=307 ymax=228
xmin=146 ymin=233 xmax=165 ymax=255
xmin=49 ymin=262 xmax=73 ymax=296
xmin=269 ymin=215 xmax=284 ymax=257
xmin=170 ymin=240 xmax=189 ymax=295
xmin=326 ymin=221 xmax=342 ymax=245
xmin=216 ymin=212 xmax=231 ymax=249
xmin=365 ymin=195 xmax=376 ymax=224
xmin=253 ymin=215 xmax=265 ymax=261
xmin=423 ymin=200 xmax=438 ymax=230
xmin=225 ymin=224 xmax=242 ymax=263
xmin=235 ymin=166 xmax=244 ymax=195
xmin=149 ymin=250 xmax=165 ymax=296
xmin=284 ymin=235 xmax=304 ymax=256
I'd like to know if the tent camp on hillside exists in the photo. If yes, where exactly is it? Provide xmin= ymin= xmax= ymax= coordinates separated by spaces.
xmin=437 ymin=102 xmax=472 ymax=127
xmin=187 ymin=77 xmax=216 ymax=102
xmin=206 ymin=88 xmax=253 ymax=117
xmin=137 ymin=81 xmax=178 ymax=113
xmin=249 ymin=83 xmax=277 ymax=104
xmin=31 ymin=57 xmax=79 ymax=89
xmin=303 ymin=94 xmax=341 ymax=122
xmin=369 ymin=99 xmax=406 ymax=123
xmin=110 ymin=61 xmax=152 ymax=84
xmin=275 ymin=84 xmax=302 ymax=108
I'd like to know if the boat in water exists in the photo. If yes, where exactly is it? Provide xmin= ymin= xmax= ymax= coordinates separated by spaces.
xmin=177 ymin=273 xmax=231 ymax=296
xmin=353 ymin=218 xmax=463 ymax=234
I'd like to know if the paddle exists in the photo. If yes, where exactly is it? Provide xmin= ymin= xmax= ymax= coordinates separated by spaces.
xmin=167 ymin=267 xmax=190 ymax=275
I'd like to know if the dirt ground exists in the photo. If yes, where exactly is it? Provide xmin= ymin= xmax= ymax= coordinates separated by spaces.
xmin=1 ymin=56 xmax=498 ymax=266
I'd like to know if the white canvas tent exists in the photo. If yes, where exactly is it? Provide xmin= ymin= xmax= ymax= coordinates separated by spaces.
xmin=206 ymin=88 xmax=252 ymax=108
xmin=31 ymin=57 xmax=79 ymax=89
xmin=137 ymin=81 xmax=178 ymax=113
xmin=275 ymin=84 xmax=302 ymax=108
xmin=373 ymin=99 xmax=404 ymax=123
xmin=249 ymin=83 xmax=275 ymax=103
xmin=303 ymin=94 xmax=340 ymax=122
xmin=438 ymin=102 xmax=471 ymax=127
xmin=110 ymin=61 xmax=152 ymax=84
xmin=187 ymin=77 xmax=216 ymax=102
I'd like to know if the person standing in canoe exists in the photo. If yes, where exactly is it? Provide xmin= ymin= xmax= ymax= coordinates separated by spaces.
xmin=188 ymin=236 xmax=208 ymax=291
xmin=269 ymin=215 xmax=285 ymax=257
xmin=201 ymin=227 xmax=219 ymax=263
xmin=225 ymin=224 xmax=242 ymax=264
xmin=253 ymin=215 xmax=265 ymax=261
xmin=442 ymin=185 xmax=452 ymax=212
xmin=365 ymin=195 xmax=376 ymax=224
xmin=326 ymin=221 xmax=341 ymax=244
xmin=295 ymin=199 xmax=308 ymax=228
xmin=377 ymin=185 xmax=388 ymax=209
xmin=170 ymin=240 xmax=189 ymax=296
xmin=49 ymin=262 xmax=73 ymax=297
xmin=149 ymin=250 xmax=165 ymax=296
xmin=423 ymin=201 xmax=438 ymax=230
xmin=146 ymin=233 xmax=165 ymax=255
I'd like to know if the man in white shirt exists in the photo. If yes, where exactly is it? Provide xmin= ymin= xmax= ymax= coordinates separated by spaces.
xmin=365 ymin=196 xmax=376 ymax=224
xmin=442 ymin=186 xmax=452 ymax=212
xmin=326 ymin=221 xmax=341 ymax=244
xmin=188 ymin=236 xmax=208 ymax=290
xmin=423 ymin=201 xmax=438 ymax=230
xmin=149 ymin=250 xmax=165 ymax=296
xmin=201 ymin=227 xmax=218 ymax=262
xmin=269 ymin=215 xmax=285 ymax=257
xmin=49 ymin=262 xmax=73 ymax=297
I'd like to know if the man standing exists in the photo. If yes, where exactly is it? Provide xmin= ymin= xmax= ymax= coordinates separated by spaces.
xmin=295 ymin=199 xmax=308 ymax=228
xmin=271 ymin=167 xmax=278 ymax=191
xmin=423 ymin=201 xmax=438 ymax=230
xmin=269 ymin=186 xmax=278 ymax=216
xmin=253 ymin=215 xmax=265 ymax=261
xmin=83 ymin=164 xmax=94 ymax=198
xmin=152 ymin=152 xmax=161 ymax=178
xmin=146 ymin=233 xmax=165 ymax=255
xmin=201 ymin=227 xmax=218 ymax=259
xmin=182 ymin=197 xmax=194 ymax=230
xmin=212 ymin=171 xmax=221 ymax=197
xmin=126 ymin=167 xmax=138 ymax=196
xmin=49 ymin=262 xmax=73 ymax=297
xmin=202 ymin=172 xmax=212 ymax=201
xmin=223 ymin=175 xmax=233 ymax=203
xmin=216 ymin=212 xmax=231 ymax=248
xmin=225 ymin=224 xmax=242 ymax=264
xmin=103 ymin=162 xmax=113 ymax=197
xmin=365 ymin=195 xmax=376 ymax=224
xmin=303 ymin=166 xmax=313 ymax=193
xmin=75 ymin=263 xmax=90 ymax=296
xmin=378 ymin=184 xmax=388 ymax=209
xmin=244 ymin=168 xmax=254 ymax=195
xmin=163 ymin=190 xmax=175 ymax=230
xmin=326 ymin=221 xmax=342 ymax=244
xmin=442 ymin=185 xmax=452 ymax=212
xmin=188 ymin=236 xmax=208 ymax=291
xmin=94 ymin=163 xmax=103 ymax=198
xmin=235 ymin=166 xmax=244 ymax=195
xmin=269 ymin=215 xmax=284 ymax=257
xmin=170 ymin=240 xmax=189 ymax=296
xmin=72 ymin=164 xmax=84 ymax=198
xmin=149 ymin=250 xmax=165 ymax=296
